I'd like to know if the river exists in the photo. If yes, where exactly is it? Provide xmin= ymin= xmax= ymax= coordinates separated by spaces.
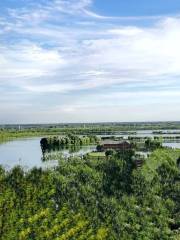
xmin=0 ymin=131 xmax=180 ymax=169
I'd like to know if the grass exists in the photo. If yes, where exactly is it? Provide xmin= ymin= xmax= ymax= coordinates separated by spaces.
xmin=88 ymin=152 xmax=106 ymax=157
xmin=87 ymin=152 xmax=106 ymax=160
xmin=141 ymin=148 xmax=180 ymax=181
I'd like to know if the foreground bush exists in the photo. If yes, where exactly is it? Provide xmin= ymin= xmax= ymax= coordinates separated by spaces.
xmin=0 ymin=149 xmax=179 ymax=239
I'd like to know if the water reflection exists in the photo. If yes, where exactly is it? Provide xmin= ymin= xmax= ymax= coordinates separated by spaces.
xmin=1 ymin=133 xmax=180 ymax=169
xmin=43 ymin=144 xmax=83 ymax=154
xmin=0 ymin=137 xmax=96 ymax=169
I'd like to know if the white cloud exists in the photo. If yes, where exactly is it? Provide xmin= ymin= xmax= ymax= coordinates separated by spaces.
xmin=1 ymin=0 xmax=180 ymax=122
xmin=0 ymin=43 xmax=65 ymax=81
xmin=1 ymin=15 xmax=180 ymax=94
xmin=108 ymin=27 xmax=144 ymax=36
xmin=24 ymin=83 xmax=73 ymax=93
xmin=79 ymin=17 xmax=180 ymax=80
xmin=1 ymin=7 xmax=180 ymax=92
xmin=6 ymin=0 xmax=93 ymax=25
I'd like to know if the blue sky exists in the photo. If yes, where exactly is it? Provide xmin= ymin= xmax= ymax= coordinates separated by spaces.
xmin=1 ymin=0 xmax=180 ymax=123
xmin=93 ymin=0 xmax=180 ymax=16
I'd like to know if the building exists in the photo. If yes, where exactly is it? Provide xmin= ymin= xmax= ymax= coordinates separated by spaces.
xmin=101 ymin=140 xmax=133 ymax=151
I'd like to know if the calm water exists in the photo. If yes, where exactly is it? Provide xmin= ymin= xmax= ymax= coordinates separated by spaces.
xmin=163 ymin=142 xmax=180 ymax=149
xmin=1 ymin=132 xmax=180 ymax=169
xmin=97 ymin=130 xmax=180 ymax=138
xmin=0 ymin=137 xmax=96 ymax=170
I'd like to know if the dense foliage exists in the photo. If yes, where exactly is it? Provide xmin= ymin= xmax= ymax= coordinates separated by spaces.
xmin=144 ymin=138 xmax=163 ymax=150
xmin=40 ymin=135 xmax=100 ymax=153
xmin=0 ymin=148 xmax=179 ymax=239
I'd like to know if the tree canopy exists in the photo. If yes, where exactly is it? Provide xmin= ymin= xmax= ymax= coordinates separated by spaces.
xmin=0 ymin=148 xmax=179 ymax=239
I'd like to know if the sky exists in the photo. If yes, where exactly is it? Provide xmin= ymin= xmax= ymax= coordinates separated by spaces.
xmin=1 ymin=0 xmax=180 ymax=123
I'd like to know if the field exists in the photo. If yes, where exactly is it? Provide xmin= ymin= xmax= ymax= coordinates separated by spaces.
xmin=87 ymin=151 xmax=106 ymax=159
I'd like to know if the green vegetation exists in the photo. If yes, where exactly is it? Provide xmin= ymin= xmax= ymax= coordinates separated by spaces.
xmin=0 ymin=147 xmax=179 ymax=239
xmin=42 ymin=151 xmax=64 ymax=161
xmin=2 ymin=121 xmax=180 ymax=131
xmin=129 ymin=136 xmax=180 ymax=142
xmin=88 ymin=152 xmax=106 ymax=157
xmin=40 ymin=135 xmax=100 ymax=153
xmin=0 ymin=129 xmax=53 ymax=142
xmin=144 ymin=138 xmax=163 ymax=150
xmin=87 ymin=152 xmax=106 ymax=160
xmin=1 ymin=121 xmax=180 ymax=142
xmin=142 ymin=148 xmax=180 ymax=180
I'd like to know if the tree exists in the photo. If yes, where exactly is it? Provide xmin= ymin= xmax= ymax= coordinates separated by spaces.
xmin=105 ymin=149 xmax=115 ymax=157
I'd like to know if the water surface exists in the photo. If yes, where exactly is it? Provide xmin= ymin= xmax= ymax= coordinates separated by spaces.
xmin=1 ymin=131 xmax=180 ymax=169
xmin=0 ymin=137 xmax=96 ymax=169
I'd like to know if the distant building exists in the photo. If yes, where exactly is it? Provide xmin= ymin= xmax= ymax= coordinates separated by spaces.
xmin=101 ymin=140 xmax=133 ymax=151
